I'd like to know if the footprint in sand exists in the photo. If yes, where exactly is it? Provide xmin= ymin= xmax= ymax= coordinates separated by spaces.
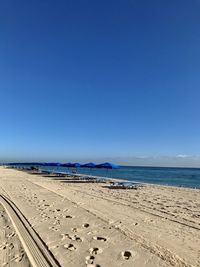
xmin=64 ymin=215 xmax=73 ymax=219
xmin=3 ymin=225 xmax=10 ymax=229
xmin=87 ymin=230 xmax=97 ymax=235
xmin=0 ymin=244 xmax=7 ymax=250
xmin=7 ymin=232 xmax=16 ymax=238
xmin=55 ymin=209 xmax=61 ymax=212
xmin=122 ymin=251 xmax=132 ymax=260
xmin=53 ymin=219 xmax=61 ymax=225
xmin=61 ymin=233 xmax=70 ymax=240
xmin=83 ymin=223 xmax=90 ymax=228
xmin=49 ymin=226 xmax=58 ymax=231
xmin=8 ymin=243 xmax=14 ymax=250
xmin=38 ymin=208 xmax=45 ymax=211
xmin=64 ymin=243 xmax=76 ymax=251
xmin=89 ymin=247 xmax=103 ymax=255
xmin=14 ymin=253 xmax=25 ymax=262
xmin=85 ymin=255 xmax=95 ymax=264
xmin=70 ymin=235 xmax=82 ymax=242
xmin=61 ymin=234 xmax=82 ymax=242
xmin=93 ymin=236 xmax=107 ymax=242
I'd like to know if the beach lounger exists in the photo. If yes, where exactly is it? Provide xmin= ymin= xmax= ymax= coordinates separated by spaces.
xmin=109 ymin=181 xmax=144 ymax=189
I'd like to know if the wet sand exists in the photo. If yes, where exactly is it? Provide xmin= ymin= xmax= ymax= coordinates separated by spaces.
xmin=0 ymin=167 xmax=199 ymax=267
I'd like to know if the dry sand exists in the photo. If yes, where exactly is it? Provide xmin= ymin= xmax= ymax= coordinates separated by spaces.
xmin=0 ymin=202 xmax=31 ymax=267
xmin=0 ymin=167 xmax=199 ymax=267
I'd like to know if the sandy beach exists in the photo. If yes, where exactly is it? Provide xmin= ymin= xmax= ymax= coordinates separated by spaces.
xmin=0 ymin=167 xmax=199 ymax=267
xmin=0 ymin=202 xmax=31 ymax=267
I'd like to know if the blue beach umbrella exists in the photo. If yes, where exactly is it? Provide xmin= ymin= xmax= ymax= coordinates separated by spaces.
xmin=68 ymin=163 xmax=81 ymax=174
xmin=81 ymin=163 xmax=97 ymax=168
xmin=61 ymin=163 xmax=81 ymax=167
xmin=43 ymin=163 xmax=60 ymax=170
xmin=96 ymin=162 xmax=120 ymax=169
xmin=95 ymin=162 xmax=120 ymax=178
xmin=43 ymin=162 xmax=60 ymax=166
xmin=81 ymin=162 xmax=97 ymax=175
xmin=60 ymin=163 xmax=73 ymax=173
xmin=60 ymin=163 xmax=72 ymax=167
xmin=60 ymin=162 xmax=81 ymax=173
xmin=7 ymin=162 xmax=20 ymax=166
xmin=70 ymin=163 xmax=81 ymax=167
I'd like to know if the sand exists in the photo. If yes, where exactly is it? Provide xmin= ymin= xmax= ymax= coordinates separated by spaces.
xmin=0 ymin=167 xmax=199 ymax=267
xmin=0 ymin=202 xmax=31 ymax=267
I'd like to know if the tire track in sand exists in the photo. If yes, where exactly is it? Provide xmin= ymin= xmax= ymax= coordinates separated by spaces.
xmin=0 ymin=194 xmax=61 ymax=267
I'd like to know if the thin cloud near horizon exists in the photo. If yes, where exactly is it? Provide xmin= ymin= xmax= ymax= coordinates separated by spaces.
xmin=176 ymin=154 xmax=192 ymax=158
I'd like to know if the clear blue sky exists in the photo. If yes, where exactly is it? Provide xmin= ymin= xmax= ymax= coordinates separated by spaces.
xmin=1 ymin=0 xmax=200 ymax=166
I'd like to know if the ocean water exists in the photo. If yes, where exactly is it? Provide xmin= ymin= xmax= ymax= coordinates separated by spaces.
xmin=40 ymin=165 xmax=200 ymax=189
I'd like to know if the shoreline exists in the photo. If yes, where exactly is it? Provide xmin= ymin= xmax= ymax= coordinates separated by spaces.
xmin=0 ymin=167 xmax=200 ymax=266
xmin=19 ymin=166 xmax=200 ymax=190
xmin=6 ymin=164 xmax=200 ymax=189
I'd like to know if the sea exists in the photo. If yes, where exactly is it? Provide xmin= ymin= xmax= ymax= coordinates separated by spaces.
xmin=40 ymin=165 xmax=200 ymax=189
